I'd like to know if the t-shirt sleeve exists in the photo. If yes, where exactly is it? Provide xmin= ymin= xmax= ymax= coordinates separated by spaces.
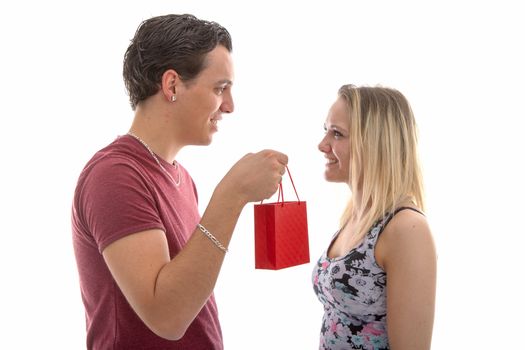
xmin=79 ymin=157 xmax=165 ymax=253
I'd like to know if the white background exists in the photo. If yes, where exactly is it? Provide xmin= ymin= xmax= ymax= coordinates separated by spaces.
xmin=1 ymin=0 xmax=524 ymax=349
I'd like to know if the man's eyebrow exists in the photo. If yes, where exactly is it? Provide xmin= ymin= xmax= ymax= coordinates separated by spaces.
xmin=216 ymin=79 xmax=233 ymax=85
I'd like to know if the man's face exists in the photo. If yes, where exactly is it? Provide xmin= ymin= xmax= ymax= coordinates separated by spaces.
xmin=174 ymin=45 xmax=235 ymax=146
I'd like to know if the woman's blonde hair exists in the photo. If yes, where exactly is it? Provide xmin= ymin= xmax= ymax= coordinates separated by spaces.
xmin=338 ymin=84 xmax=425 ymax=240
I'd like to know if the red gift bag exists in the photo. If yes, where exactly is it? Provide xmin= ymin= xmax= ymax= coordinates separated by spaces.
xmin=254 ymin=166 xmax=310 ymax=270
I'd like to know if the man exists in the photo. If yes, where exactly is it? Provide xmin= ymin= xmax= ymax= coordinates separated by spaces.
xmin=72 ymin=14 xmax=287 ymax=349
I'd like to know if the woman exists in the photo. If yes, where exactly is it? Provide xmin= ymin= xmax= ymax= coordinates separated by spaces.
xmin=313 ymin=84 xmax=437 ymax=350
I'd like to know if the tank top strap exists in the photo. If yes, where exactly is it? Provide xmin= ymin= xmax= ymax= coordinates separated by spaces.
xmin=380 ymin=206 xmax=424 ymax=234
xmin=394 ymin=206 xmax=424 ymax=215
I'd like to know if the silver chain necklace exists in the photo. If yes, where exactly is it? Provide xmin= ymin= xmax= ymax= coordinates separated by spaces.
xmin=127 ymin=132 xmax=181 ymax=186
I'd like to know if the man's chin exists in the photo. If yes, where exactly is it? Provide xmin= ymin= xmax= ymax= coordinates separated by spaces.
xmin=194 ymin=137 xmax=213 ymax=146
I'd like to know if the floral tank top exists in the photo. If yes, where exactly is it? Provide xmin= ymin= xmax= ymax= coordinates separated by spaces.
xmin=312 ymin=207 xmax=422 ymax=350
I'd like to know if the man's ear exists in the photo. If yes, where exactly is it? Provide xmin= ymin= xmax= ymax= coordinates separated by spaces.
xmin=161 ymin=69 xmax=180 ymax=103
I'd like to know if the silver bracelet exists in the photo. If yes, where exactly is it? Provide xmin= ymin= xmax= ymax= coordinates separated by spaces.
xmin=197 ymin=224 xmax=228 ymax=253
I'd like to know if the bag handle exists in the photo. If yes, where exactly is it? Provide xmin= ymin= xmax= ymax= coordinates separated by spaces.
xmin=261 ymin=165 xmax=301 ymax=206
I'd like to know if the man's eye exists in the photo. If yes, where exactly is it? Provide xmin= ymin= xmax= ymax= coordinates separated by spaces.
xmin=216 ymin=87 xmax=226 ymax=95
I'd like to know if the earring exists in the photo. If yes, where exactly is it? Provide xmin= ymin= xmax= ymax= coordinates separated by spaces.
xmin=171 ymin=95 xmax=177 ymax=102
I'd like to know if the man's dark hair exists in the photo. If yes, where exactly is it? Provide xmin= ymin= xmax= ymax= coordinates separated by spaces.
xmin=123 ymin=14 xmax=232 ymax=110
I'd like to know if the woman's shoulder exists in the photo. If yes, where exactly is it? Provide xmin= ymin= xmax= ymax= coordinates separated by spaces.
xmin=387 ymin=207 xmax=429 ymax=235
xmin=375 ymin=207 xmax=436 ymax=269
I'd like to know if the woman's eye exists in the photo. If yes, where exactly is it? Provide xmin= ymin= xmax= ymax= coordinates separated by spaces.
xmin=333 ymin=130 xmax=343 ymax=138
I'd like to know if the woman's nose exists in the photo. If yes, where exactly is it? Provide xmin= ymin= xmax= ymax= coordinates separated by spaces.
xmin=318 ymin=136 xmax=330 ymax=153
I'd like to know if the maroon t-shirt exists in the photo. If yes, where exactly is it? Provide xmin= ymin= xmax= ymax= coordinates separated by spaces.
xmin=72 ymin=135 xmax=223 ymax=349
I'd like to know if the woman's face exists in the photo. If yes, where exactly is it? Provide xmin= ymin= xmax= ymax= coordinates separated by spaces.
xmin=318 ymin=96 xmax=351 ymax=184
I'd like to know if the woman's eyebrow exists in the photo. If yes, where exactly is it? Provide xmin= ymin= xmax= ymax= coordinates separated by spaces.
xmin=328 ymin=124 xmax=348 ymax=133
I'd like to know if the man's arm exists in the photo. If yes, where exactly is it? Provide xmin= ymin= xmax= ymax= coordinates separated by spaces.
xmin=102 ymin=150 xmax=287 ymax=340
